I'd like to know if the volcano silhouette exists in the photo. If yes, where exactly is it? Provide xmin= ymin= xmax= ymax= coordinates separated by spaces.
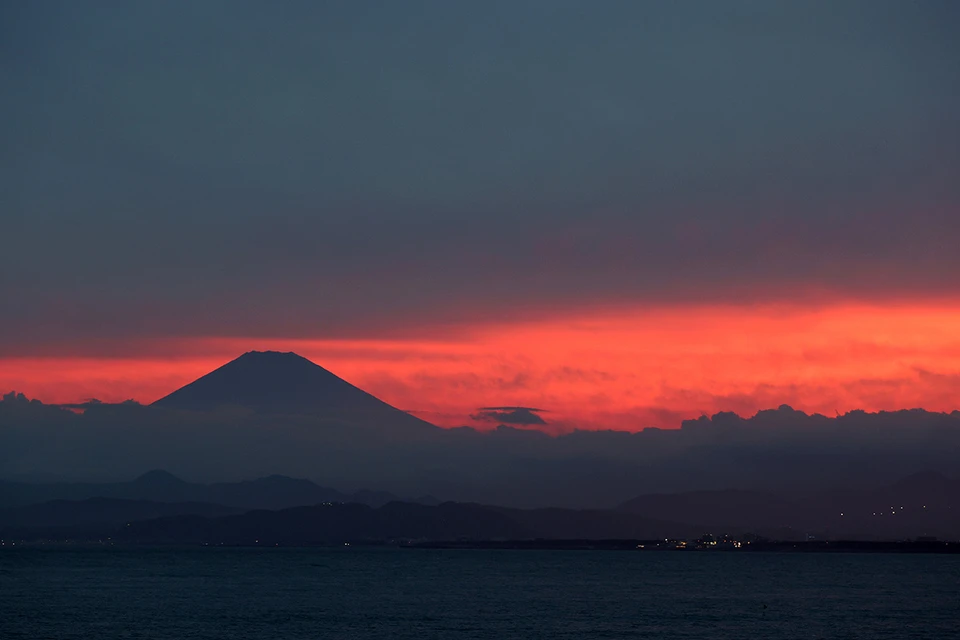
xmin=153 ymin=351 xmax=435 ymax=430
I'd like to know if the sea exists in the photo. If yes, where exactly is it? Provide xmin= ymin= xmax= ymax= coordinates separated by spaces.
xmin=2 ymin=547 xmax=958 ymax=639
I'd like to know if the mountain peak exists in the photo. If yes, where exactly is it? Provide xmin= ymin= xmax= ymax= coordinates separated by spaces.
xmin=238 ymin=350 xmax=306 ymax=360
xmin=133 ymin=469 xmax=185 ymax=485
xmin=151 ymin=351 xmax=435 ymax=430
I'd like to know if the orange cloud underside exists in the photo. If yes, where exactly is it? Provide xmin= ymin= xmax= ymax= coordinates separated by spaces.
xmin=3 ymin=302 xmax=960 ymax=431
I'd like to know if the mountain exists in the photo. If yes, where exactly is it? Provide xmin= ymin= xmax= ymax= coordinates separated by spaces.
xmin=151 ymin=351 xmax=435 ymax=431
xmin=132 ymin=469 xmax=185 ymax=487
xmin=0 ymin=471 xmax=405 ymax=511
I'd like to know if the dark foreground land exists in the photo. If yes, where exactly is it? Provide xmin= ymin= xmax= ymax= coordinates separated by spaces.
xmin=7 ymin=538 xmax=956 ymax=554
xmin=4 ymin=493 xmax=958 ymax=548
xmin=408 ymin=539 xmax=959 ymax=552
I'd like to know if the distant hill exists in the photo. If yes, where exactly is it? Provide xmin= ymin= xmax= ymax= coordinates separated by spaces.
xmin=0 ymin=498 xmax=242 ymax=536
xmin=3 ymin=471 xmax=956 ymax=544
xmin=619 ymin=472 xmax=960 ymax=539
xmin=151 ymin=351 xmax=436 ymax=431
xmin=0 ymin=470 xmax=406 ymax=510
xmin=116 ymin=502 xmax=699 ymax=545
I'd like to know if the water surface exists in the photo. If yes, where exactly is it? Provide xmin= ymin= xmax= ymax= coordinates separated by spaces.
xmin=2 ymin=548 xmax=958 ymax=639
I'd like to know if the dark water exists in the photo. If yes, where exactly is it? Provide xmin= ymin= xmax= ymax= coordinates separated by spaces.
xmin=2 ymin=548 xmax=959 ymax=639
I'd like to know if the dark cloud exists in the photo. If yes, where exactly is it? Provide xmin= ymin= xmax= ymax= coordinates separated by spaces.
xmin=2 ymin=1 xmax=959 ymax=348
xmin=3 ymin=392 xmax=960 ymax=508
xmin=471 ymin=406 xmax=548 ymax=425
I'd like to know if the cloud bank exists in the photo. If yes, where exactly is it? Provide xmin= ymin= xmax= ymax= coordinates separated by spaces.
xmin=2 ymin=391 xmax=960 ymax=509
xmin=471 ymin=407 xmax=548 ymax=426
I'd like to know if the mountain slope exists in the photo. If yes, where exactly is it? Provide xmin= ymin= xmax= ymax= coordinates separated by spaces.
xmin=151 ymin=351 xmax=435 ymax=431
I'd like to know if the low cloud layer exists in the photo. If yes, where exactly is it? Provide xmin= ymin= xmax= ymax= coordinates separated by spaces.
xmin=471 ymin=407 xmax=547 ymax=426
xmin=2 ymin=392 xmax=959 ymax=509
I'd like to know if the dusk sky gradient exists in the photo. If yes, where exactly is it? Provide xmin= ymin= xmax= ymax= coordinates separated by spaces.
xmin=2 ymin=1 xmax=959 ymax=430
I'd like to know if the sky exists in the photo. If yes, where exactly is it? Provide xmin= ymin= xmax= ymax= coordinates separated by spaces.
xmin=2 ymin=1 xmax=959 ymax=431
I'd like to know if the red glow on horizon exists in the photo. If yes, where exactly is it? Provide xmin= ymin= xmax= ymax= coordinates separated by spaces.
xmin=3 ymin=301 xmax=960 ymax=431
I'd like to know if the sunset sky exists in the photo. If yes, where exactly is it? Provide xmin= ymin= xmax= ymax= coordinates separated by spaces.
xmin=2 ymin=1 xmax=959 ymax=431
